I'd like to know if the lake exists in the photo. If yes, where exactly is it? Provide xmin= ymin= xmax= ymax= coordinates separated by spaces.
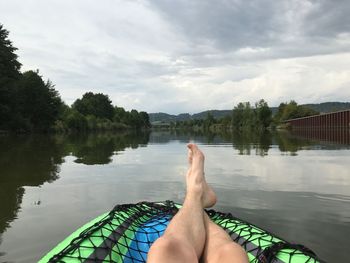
xmin=0 ymin=130 xmax=349 ymax=262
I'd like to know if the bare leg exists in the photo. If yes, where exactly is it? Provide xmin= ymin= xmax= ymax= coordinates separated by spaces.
xmin=187 ymin=145 xmax=247 ymax=263
xmin=147 ymin=143 xmax=248 ymax=263
xmin=202 ymin=213 xmax=249 ymax=263
xmin=147 ymin=144 xmax=216 ymax=262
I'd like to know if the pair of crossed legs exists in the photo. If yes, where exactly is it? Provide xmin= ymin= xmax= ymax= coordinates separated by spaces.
xmin=147 ymin=144 xmax=248 ymax=263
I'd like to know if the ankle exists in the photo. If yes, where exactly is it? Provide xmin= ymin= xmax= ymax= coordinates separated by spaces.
xmin=185 ymin=185 xmax=203 ymax=201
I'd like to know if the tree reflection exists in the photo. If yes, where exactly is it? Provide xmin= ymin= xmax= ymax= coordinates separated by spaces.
xmin=274 ymin=131 xmax=316 ymax=155
xmin=231 ymin=130 xmax=272 ymax=156
xmin=0 ymin=135 xmax=67 ymax=236
xmin=149 ymin=129 xmax=349 ymax=156
xmin=68 ymin=132 xmax=150 ymax=165
xmin=0 ymin=131 xmax=150 ymax=253
xmin=1 ymin=129 xmax=348 ymax=258
xmin=150 ymin=130 xmax=227 ymax=144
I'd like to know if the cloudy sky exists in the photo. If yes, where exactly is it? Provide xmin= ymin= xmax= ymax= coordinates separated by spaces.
xmin=1 ymin=0 xmax=349 ymax=114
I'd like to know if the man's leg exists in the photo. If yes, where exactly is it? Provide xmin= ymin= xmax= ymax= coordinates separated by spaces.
xmin=147 ymin=144 xmax=216 ymax=263
xmin=201 ymin=213 xmax=249 ymax=263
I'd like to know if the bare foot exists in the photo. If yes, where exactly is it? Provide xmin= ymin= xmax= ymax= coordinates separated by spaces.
xmin=186 ymin=143 xmax=217 ymax=208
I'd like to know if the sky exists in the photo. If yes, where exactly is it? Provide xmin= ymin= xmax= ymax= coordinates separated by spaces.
xmin=1 ymin=0 xmax=350 ymax=114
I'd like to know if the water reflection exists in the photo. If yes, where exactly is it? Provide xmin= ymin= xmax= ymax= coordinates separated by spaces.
xmin=0 ymin=136 xmax=66 ymax=236
xmin=150 ymin=129 xmax=350 ymax=155
xmin=0 ymin=132 xmax=150 ymax=258
xmin=214 ymin=190 xmax=350 ymax=262
xmin=0 ymin=129 xmax=349 ymax=262
xmin=291 ymin=128 xmax=350 ymax=145
xmin=274 ymin=131 xmax=318 ymax=155
xmin=231 ymin=131 xmax=272 ymax=156
xmin=67 ymin=132 xmax=150 ymax=165
xmin=1 ymin=129 xmax=348 ymax=235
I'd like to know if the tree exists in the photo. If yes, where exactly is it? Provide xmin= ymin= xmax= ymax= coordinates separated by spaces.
xmin=65 ymin=110 xmax=88 ymax=131
xmin=204 ymin=111 xmax=215 ymax=130
xmin=17 ymin=71 xmax=62 ymax=131
xmin=232 ymin=102 xmax=245 ymax=129
xmin=0 ymin=25 xmax=63 ymax=132
xmin=274 ymin=102 xmax=286 ymax=123
xmin=73 ymin=92 xmax=114 ymax=120
xmin=255 ymin=99 xmax=272 ymax=129
xmin=232 ymin=100 xmax=271 ymax=131
xmin=275 ymin=100 xmax=319 ymax=123
xmin=232 ymin=102 xmax=255 ymax=129
xmin=139 ymin=111 xmax=151 ymax=127
xmin=129 ymin=109 xmax=142 ymax=128
xmin=0 ymin=24 xmax=154 ymax=133
xmin=114 ymin=106 xmax=127 ymax=123
xmin=0 ymin=24 xmax=22 ymax=130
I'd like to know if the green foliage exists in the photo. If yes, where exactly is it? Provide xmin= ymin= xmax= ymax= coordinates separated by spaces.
xmin=232 ymin=102 xmax=253 ymax=130
xmin=274 ymin=100 xmax=319 ymax=123
xmin=112 ymin=107 xmax=150 ymax=129
xmin=0 ymin=25 xmax=63 ymax=132
xmin=54 ymin=101 xmax=150 ymax=132
xmin=255 ymin=99 xmax=272 ymax=129
xmin=204 ymin=112 xmax=215 ymax=130
xmin=302 ymin=102 xmax=350 ymax=113
xmin=162 ymin=111 xmax=222 ymax=132
xmin=0 ymin=24 xmax=150 ymax=133
xmin=0 ymin=69 xmax=63 ymax=132
xmin=139 ymin=111 xmax=151 ymax=128
xmin=68 ymin=92 xmax=151 ymax=131
xmin=17 ymin=71 xmax=63 ymax=131
xmin=0 ymin=24 xmax=21 ymax=130
xmin=114 ymin=106 xmax=127 ymax=123
xmin=0 ymin=24 xmax=21 ymax=83
xmin=72 ymin=92 xmax=114 ymax=120
xmin=168 ymin=101 xmax=272 ymax=132
xmin=65 ymin=110 xmax=88 ymax=131
xmin=129 ymin=109 xmax=141 ymax=127
xmin=232 ymin=99 xmax=272 ymax=131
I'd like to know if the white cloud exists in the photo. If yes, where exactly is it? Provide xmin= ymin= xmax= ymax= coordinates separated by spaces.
xmin=0 ymin=0 xmax=349 ymax=113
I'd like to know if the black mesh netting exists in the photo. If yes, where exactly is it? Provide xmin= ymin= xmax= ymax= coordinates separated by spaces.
xmin=47 ymin=201 xmax=322 ymax=263
xmin=206 ymin=209 xmax=323 ymax=263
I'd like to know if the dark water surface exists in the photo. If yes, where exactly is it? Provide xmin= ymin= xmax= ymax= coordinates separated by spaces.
xmin=0 ymin=130 xmax=349 ymax=262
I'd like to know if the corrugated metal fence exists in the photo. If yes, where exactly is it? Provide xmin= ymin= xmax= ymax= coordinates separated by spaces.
xmin=284 ymin=109 xmax=350 ymax=144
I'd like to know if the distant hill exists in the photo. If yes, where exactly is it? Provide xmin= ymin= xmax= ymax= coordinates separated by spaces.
xmin=302 ymin=102 xmax=350 ymax=113
xmin=149 ymin=102 xmax=350 ymax=123
xmin=149 ymin=110 xmax=232 ymax=123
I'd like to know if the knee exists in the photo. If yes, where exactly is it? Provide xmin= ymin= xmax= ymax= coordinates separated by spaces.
xmin=216 ymin=242 xmax=248 ymax=263
xmin=150 ymin=236 xmax=180 ymax=252
xmin=148 ymin=236 xmax=197 ymax=262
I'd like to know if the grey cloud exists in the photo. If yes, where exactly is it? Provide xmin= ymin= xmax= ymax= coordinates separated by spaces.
xmin=150 ymin=0 xmax=283 ymax=50
xmin=149 ymin=0 xmax=350 ymax=60
xmin=134 ymin=60 xmax=180 ymax=78
xmin=304 ymin=0 xmax=350 ymax=38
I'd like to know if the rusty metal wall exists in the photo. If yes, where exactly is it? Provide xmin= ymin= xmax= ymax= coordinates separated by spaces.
xmin=285 ymin=110 xmax=350 ymax=144
xmin=286 ymin=110 xmax=350 ymax=129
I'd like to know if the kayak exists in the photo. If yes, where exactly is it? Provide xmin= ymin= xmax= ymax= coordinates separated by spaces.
xmin=39 ymin=201 xmax=321 ymax=263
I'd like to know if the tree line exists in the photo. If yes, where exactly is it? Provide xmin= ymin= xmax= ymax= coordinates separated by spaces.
xmin=167 ymin=99 xmax=319 ymax=132
xmin=0 ymin=24 xmax=150 ymax=133
xmin=56 ymin=92 xmax=150 ymax=132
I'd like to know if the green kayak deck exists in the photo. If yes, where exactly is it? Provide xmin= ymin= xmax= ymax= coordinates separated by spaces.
xmin=40 ymin=201 xmax=321 ymax=263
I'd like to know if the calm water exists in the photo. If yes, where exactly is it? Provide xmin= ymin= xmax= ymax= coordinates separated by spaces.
xmin=0 ymin=130 xmax=349 ymax=263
